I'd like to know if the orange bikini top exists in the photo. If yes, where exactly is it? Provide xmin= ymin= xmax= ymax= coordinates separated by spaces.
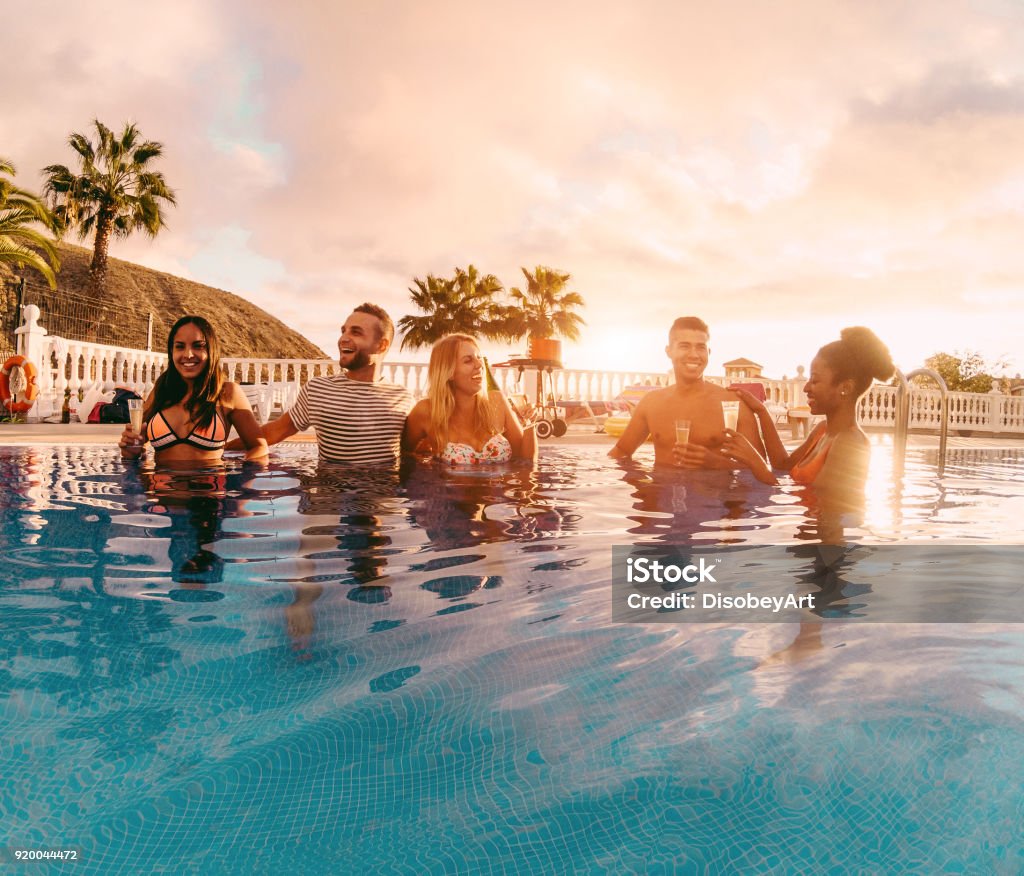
xmin=790 ymin=423 xmax=835 ymax=485
xmin=146 ymin=408 xmax=228 ymax=452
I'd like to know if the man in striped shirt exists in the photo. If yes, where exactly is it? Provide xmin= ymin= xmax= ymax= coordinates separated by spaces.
xmin=231 ymin=303 xmax=413 ymax=465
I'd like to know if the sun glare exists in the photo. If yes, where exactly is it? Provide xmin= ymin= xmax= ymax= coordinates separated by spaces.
xmin=862 ymin=433 xmax=900 ymax=533
xmin=567 ymin=328 xmax=669 ymax=376
xmin=482 ymin=302 xmax=1020 ymax=387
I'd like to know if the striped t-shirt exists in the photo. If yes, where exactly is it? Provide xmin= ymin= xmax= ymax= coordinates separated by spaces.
xmin=288 ymin=375 xmax=413 ymax=465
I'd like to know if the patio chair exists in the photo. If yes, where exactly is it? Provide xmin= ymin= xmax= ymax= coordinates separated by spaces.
xmin=558 ymin=399 xmax=612 ymax=432
xmin=728 ymin=380 xmax=787 ymax=425
xmin=240 ymin=384 xmax=274 ymax=424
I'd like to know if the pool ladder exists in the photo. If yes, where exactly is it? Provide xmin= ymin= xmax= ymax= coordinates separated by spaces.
xmin=892 ymin=368 xmax=950 ymax=477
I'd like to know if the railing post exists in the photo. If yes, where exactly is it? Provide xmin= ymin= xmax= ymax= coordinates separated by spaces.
xmin=13 ymin=304 xmax=49 ymax=419
xmin=988 ymin=388 xmax=1003 ymax=434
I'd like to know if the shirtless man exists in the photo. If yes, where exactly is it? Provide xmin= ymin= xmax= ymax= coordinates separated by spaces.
xmin=608 ymin=316 xmax=765 ymax=468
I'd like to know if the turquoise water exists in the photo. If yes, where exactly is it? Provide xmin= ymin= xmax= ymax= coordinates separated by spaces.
xmin=1 ymin=443 xmax=1023 ymax=873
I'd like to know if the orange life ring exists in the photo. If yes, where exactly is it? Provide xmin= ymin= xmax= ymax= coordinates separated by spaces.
xmin=0 ymin=355 xmax=39 ymax=413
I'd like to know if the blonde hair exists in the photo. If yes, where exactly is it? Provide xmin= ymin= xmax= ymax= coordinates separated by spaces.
xmin=427 ymin=334 xmax=501 ymax=451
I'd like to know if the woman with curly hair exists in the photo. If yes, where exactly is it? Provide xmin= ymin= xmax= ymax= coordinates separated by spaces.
xmin=723 ymin=326 xmax=895 ymax=496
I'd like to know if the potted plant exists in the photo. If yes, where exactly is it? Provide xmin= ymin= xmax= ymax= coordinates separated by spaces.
xmin=505 ymin=266 xmax=586 ymax=365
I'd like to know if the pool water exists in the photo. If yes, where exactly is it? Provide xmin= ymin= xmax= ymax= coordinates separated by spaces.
xmin=1 ymin=442 xmax=1023 ymax=873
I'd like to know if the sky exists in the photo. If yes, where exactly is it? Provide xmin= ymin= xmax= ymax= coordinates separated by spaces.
xmin=4 ymin=0 xmax=1024 ymax=380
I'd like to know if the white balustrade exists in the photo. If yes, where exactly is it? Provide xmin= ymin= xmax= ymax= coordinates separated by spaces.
xmin=46 ymin=341 xmax=167 ymax=411
xmin=11 ymin=305 xmax=1024 ymax=434
xmin=1000 ymin=394 xmax=1024 ymax=433
xmin=858 ymin=384 xmax=898 ymax=429
xmin=220 ymin=358 xmax=336 ymax=415
xmin=381 ymin=362 xmax=430 ymax=398
xmin=492 ymin=366 xmax=670 ymax=405
xmin=705 ymin=374 xmax=808 ymax=408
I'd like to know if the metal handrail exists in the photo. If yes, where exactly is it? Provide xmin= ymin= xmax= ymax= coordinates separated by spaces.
xmin=893 ymin=368 xmax=950 ymax=477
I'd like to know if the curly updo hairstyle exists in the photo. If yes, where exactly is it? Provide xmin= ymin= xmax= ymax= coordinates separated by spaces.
xmin=816 ymin=326 xmax=895 ymax=397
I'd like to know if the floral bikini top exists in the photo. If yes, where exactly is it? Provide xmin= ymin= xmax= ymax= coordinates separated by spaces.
xmin=146 ymin=408 xmax=229 ymax=452
xmin=440 ymin=433 xmax=512 ymax=466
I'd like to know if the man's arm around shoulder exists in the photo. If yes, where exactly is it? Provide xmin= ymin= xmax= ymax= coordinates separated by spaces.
xmin=226 ymin=411 xmax=299 ymax=451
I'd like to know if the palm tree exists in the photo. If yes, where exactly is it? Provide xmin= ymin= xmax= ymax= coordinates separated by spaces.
xmin=398 ymin=265 xmax=511 ymax=350
xmin=43 ymin=120 xmax=175 ymax=298
xmin=505 ymin=266 xmax=585 ymax=341
xmin=0 ymin=158 xmax=59 ymax=287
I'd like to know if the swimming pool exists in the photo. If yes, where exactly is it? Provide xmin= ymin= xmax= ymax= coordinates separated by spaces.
xmin=1 ymin=441 xmax=1023 ymax=873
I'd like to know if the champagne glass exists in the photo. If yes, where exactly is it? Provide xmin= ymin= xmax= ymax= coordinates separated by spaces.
xmin=128 ymin=398 xmax=144 ymax=434
xmin=721 ymin=401 xmax=739 ymax=431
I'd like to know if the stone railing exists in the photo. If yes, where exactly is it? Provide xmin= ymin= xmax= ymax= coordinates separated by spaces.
xmin=221 ymin=358 xmax=339 ymax=414
xmin=14 ymin=306 xmax=167 ymax=419
xmin=10 ymin=305 xmax=1024 ymax=434
xmin=491 ymin=365 xmax=670 ymax=404
xmin=220 ymin=359 xmax=434 ymax=411
xmin=855 ymin=384 xmax=1024 ymax=433
xmin=219 ymin=360 xmax=671 ymax=407
xmin=704 ymin=374 xmax=808 ymax=408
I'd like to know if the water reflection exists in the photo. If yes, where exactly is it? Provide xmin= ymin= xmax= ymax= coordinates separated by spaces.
xmin=610 ymin=452 xmax=880 ymax=665
xmin=276 ymin=463 xmax=408 ymax=651
xmin=402 ymin=462 xmax=582 ymax=553
xmin=615 ymin=461 xmax=774 ymax=545
xmin=135 ymin=468 xmax=232 ymax=589
xmin=4 ymin=444 xmax=1023 ymax=667
xmin=0 ymin=461 xmax=178 ymax=708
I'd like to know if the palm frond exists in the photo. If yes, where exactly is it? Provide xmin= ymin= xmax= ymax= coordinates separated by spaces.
xmin=1 ymin=161 xmax=60 ymax=284
xmin=132 ymin=142 xmax=164 ymax=165
xmin=400 ymin=265 xmax=511 ymax=347
xmin=0 ymin=236 xmax=58 ymax=286
xmin=42 ymin=119 xmax=176 ymax=295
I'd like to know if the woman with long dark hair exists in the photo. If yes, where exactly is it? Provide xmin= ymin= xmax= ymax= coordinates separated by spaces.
xmin=119 ymin=315 xmax=267 ymax=462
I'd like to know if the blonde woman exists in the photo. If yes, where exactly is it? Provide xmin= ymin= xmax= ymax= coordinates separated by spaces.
xmin=403 ymin=334 xmax=537 ymax=465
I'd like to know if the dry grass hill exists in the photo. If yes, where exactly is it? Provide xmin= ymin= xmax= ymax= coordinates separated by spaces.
xmin=2 ymin=241 xmax=328 ymax=359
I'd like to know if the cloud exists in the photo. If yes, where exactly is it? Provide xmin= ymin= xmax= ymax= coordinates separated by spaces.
xmin=4 ymin=0 xmax=1024 ymax=376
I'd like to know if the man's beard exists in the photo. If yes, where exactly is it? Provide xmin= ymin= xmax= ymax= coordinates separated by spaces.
xmin=342 ymin=349 xmax=372 ymax=372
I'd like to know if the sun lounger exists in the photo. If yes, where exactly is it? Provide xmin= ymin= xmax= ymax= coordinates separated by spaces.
xmin=595 ymin=384 xmax=661 ymax=437
xmin=240 ymin=384 xmax=274 ymax=424
xmin=559 ymin=399 xmax=630 ymax=432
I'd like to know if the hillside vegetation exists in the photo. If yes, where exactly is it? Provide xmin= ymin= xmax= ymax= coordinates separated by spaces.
xmin=2 ymin=241 xmax=328 ymax=359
